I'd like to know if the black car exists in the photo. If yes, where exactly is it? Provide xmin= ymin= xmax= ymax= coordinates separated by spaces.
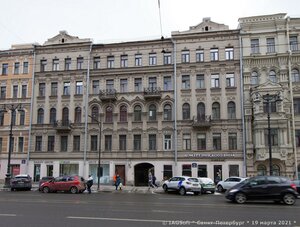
xmin=10 ymin=174 xmax=32 ymax=191
xmin=225 ymin=176 xmax=298 ymax=205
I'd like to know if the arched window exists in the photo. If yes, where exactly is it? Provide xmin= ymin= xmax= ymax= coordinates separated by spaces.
xmin=182 ymin=103 xmax=190 ymax=120
xmin=62 ymin=107 xmax=69 ymax=125
xmin=163 ymin=104 xmax=172 ymax=120
xmin=91 ymin=106 xmax=99 ymax=123
xmin=269 ymin=70 xmax=277 ymax=83
xmin=134 ymin=105 xmax=142 ymax=121
xmin=74 ymin=107 xmax=82 ymax=123
xmin=49 ymin=108 xmax=56 ymax=124
xmin=197 ymin=102 xmax=205 ymax=121
xmin=257 ymin=164 xmax=266 ymax=176
xmin=120 ymin=105 xmax=127 ymax=122
xmin=227 ymin=101 xmax=236 ymax=119
xmin=105 ymin=106 xmax=113 ymax=123
xmin=292 ymin=69 xmax=300 ymax=82
xmin=149 ymin=104 xmax=157 ymax=121
xmin=19 ymin=110 xmax=25 ymax=125
xmin=212 ymin=102 xmax=220 ymax=120
xmin=251 ymin=71 xmax=258 ymax=85
xmin=37 ymin=108 xmax=44 ymax=124
xmin=272 ymin=164 xmax=280 ymax=176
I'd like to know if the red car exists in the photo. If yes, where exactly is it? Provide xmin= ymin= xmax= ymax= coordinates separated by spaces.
xmin=39 ymin=175 xmax=86 ymax=194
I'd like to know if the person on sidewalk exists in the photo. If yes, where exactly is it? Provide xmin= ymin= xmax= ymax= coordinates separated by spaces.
xmin=115 ymin=174 xmax=121 ymax=190
xmin=86 ymin=175 xmax=93 ymax=194
xmin=148 ymin=170 xmax=155 ymax=188
xmin=152 ymin=175 xmax=158 ymax=188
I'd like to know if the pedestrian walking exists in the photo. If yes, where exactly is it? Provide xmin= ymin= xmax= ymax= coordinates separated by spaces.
xmin=86 ymin=175 xmax=93 ymax=194
xmin=152 ymin=175 xmax=158 ymax=188
xmin=115 ymin=174 xmax=121 ymax=190
xmin=148 ymin=170 xmax=155 ymax=188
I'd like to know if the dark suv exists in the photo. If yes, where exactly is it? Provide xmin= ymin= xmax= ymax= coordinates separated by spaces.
xmin=225 ymin=176 xmax=298 ymax=205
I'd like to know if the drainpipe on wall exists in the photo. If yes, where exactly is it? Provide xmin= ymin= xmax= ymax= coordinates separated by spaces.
xmin=26 ymin=47 xmax=36 ymax=174
xmin=83 ymin=43 xmax=93 ymax=178
xmin=239 ymin=35 xmax=247 ymax=177
xmin=171 ymin=38 xmax=178 ymax=175
xmin=286 ymin=16 xmax=298 ymax=180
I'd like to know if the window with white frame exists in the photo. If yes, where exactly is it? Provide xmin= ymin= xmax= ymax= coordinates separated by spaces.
xmin=266 ymin=38 xmax=275 ymax=53
xmin=251 ymin=71 xmax=258 ymax=85
xmin=92 ymin=80 xmax=99 ymax=94
xmin=211 ymin=74 xmax=219 ymax=88
xmin=135 ymin=54 xmax=142 ymax=66
xmin=23 ymin=62 xmax=28 ymax=74
xmin=65 ymin=58 xmax=71 ymax=70
xmin=77 ymin=57 xmax=83 ymax=70
xmin=196 ymin=74 xmax=205 ymax=89
xmin=196 ymin=49 xmax=204 ymax=62
xmin=183 ymin=134 xmax=191 ymax=150
xmin=149 ymin=134 xmax=156 ymax=150
xmin=133 ymin=134 xmax=141 ymax=151
xmin=39 ymin=83 xmax=45 ymax=96
xmin=292 ymin=69 xmax=300 ymax=82
xmin=226 ymin=73 xmax=235 ymax=87
xmin=93 ymin=57 xmax=100 ymax=69
xmin=21 ymin=85 xmax=27 ymax=98
xmin=290 ymin=36 xmax=298 ymax=51
xmin=51 ymin=82 xmax=58 ymax=96
xmin=182 ymin=75 xmax=190 ymax=89
xmin=149 ymin=53 xmax=157 ymax=65
xmin=63 ymin=82 xmax=70 ymax=95
xmin=251 ymin=39 xmax=260 ymax=54
xmin=76 ymin=81 xmax=83 ymax=95
xmin=225 ymin=47 xmax=234 ymax=60
xmin=91 ymin=135 xmax=98 ymax=151
xmin=106 ymin=79 xmax=114 ymax=91
xmin=181 ymin=50 xmax=190 ymax=63
xmin=182 ymin=103 xmax=190 ymax=120
xmin=149 ymin=77 xmax=157 ymax=89
xmin=210 ymin=48 xmax=219 ymax=61
xmin=134 ymin=78 xmax=142 ymax=92
xmin=120 ymin=79 xmax=128 ymax=92
xmin=105 ymin=135 xmax=112 ymax=151
xmin=163 ymin=53 xmax=172 ymax=65
xmin=14 ymin=62 xmax=20 ymax=74
xmin=163 ymin=104 xmax=172 ymax=120
xmin=164 ymin=76 xmax=172 ymax=90
xmin=53 ymin=59 xmax=59 ymax=71
xmin=213 ymin=133 xmax=221 ymax=150
xmin=107 ymin=56 xmax=114 ymax=68
xmin=269 ymin=70 xmax=277 ymax=83
xmin=13 ymin=85 xmax=18 ymax=98
xmin=212 ymin=102 xmax=220 ymax=119
xmin=120 ymin=55 xmax=128 ymax=68
xmin=40 ymin=60 xmax=47 ymax=72
xmin=227 ymin=101 xmax=236 ymax=119
xmin=228 ymin=133 xmax=237 ymax=150
xmin=164 ymin=135 xmax=172 ymax=150
xmin=197 ymin=133 xmax=206 ymax=150
xmin=264 ymin=128 xmax=278 ymax=146
xmin=61 ymin=136 xmax=68 ymax=152
xmin=119 ymin=135 xmax=126 ymax=151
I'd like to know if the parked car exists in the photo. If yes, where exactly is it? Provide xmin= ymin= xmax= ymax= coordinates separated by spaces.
xmin=38 ymin=176 xmax=55 ymax=190
xmin=162 ymin=176 xmax=201 ymax=195
xmin=198 ymin=177 xmax=215 ymax=194
xmin=10 ymin=174 xmax=32 ymax=191
xmin=217 ymin=177 xmax=247 ymax=192
xmin=225 ymin=176 xmax=298 ymax=205
xmin=292 ymin=180 xmax=300 ymax=194
xmin=39 ymin=175 xmax=86 ymax=194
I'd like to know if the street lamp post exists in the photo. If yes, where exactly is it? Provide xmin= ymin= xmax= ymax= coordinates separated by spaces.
xmin=1 ymin=104 xmax=22 ymax=188
xmin=88 ymin=115 xmax=101 ymax=191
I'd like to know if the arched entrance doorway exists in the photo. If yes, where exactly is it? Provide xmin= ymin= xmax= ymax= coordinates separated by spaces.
xmin=134 ymin=163 xmax=154 ymax=186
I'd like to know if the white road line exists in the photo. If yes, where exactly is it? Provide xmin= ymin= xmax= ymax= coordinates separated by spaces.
xmin=67 ymin=216 xmax=165 ymax=223
xmin=0 ymin=214 xmax=17 ymax=217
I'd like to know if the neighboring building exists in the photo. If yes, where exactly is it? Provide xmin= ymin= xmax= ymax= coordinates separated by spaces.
xmin=239 ymin=13 xmax=300 ymax=179
xmin=0 ymin=44 xmax=34 ymax=180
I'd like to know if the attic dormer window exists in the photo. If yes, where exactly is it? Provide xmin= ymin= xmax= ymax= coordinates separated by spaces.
xmin=62 ymin=38 xmax=65 ymax=43
xmin=205 ymin=26 xmax=209 ymax=31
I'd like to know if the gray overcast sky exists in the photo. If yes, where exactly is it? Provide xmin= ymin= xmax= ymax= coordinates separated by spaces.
xmin=0 ymin=0 xmax=299 ymax=50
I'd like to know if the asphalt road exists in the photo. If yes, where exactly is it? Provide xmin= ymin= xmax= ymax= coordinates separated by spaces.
xmin=0 ymin=190 xmax=299 ymax=227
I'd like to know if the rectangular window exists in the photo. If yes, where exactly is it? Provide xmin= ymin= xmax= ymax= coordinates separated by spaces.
xmin=120 ymin=79 xmax=128 ymax=93
xmin=295 ymin=130 xmax=300 ymax=147
xmin=263 ymin=98 xmax=277 ymax=113
xmin=120 ymin=55 xmax=128 ymax=68
xmin=92 ymin=80 xmax=100 ymax=94
xmin=229 ymin=165 xmax=239 ymax=177
xmin=226 ymin=73 xmax=235 ymax=87
xmin=149 ymin=53 xmax=157 ymax=65
xmin=18 ymin=137 xmax=24 ymax=153
xmin=119 ymin=135 xmax=126 ymax=151
xmin=163 ymin=165 xmax=173 ymax=180
xmin=65 ymin=58 xmax=71 ymax=70
xmin=40 ymin=60 xmax=47 ymax=72
xmin=51 ymin=82 xmax=58 ymax=96
xmin=135 ymin=54 xmax=142 ymax=66
xmin=251 ymin=39 xmax=260 ymax=54
xmin=0 ymin=87 xmax=6 ymax=99
xmin=164 ymin=76 xmax=172 ymax=90
xmin=164 ymin=135 xmax=172 ymax=150
xmin=183 ymin=134 xmax=191 ymax=150
xmin=198 ymin=165 xmax=207 ymax=177
xmin=213 ymin=133 xmax=221 ymax=150
xmin=39 ymin=83 xmax=45 ymax=96
xmin=22 ymin=85 xmax=27 ymax=98
xmin=48 ymin=136 xmax=55 ymax=152
xmin=61 ymin=136 xmax=68 ymax=152
xmin=76 ymin=81 xmax=83 ymax=95
xmin=2 ymin=63 xmax=8 ymax=75
xmin=77 ymin=57 xmax=84 ymax=70
xmin=63 ymin=82 xmax=70 ymax=95
xmin=182 ymin=165 xmax=191 ymax=177
xmin=266 ymin=38 xmax=275 ymax=53
xmin=228 ymin=133 xmax=237 ymax=150
xmin=134 ymin=78 xmax=142 ymax=92
xmin=181 ymin=50 xmax=190 ymax=63
xmin=106 ymin=79 xmax=114 ymax=90
xmin=91 ymin=135 xmax=98 ymax=151
xmin=196 ymin=74 xmax=205 ymax=89
xmin=210 ymin=48 xmax=219 ymax=61
xmin=13 ymin=85 xmax=18 ymax=98
xmin=182 ymin=75 xmax=190 ymax=89
xmin=23 ymin=62 xmax=29 ymax=74
xmin=196 ymin=49 xmax=204 ymax=62
xmin=163 ymin=53 xmax=172 ymax=65
xmin=105 ymin=135 xmax=112 ymax=151
xmin=107 ymin=56 xmax=114 ymax=68
xmin=197 ymin=133 xmax=206 ymax=150
xmin=53 ymin=59 xmax=59 ymax=71
xmin=73 ymin=136 xmax=80 ymax=151
xmin=0 ymin=137 xmax=3 ymax=152
xmin=35 ymin=136 xmax=42 ymax=151
xmin=264 ymin=129 xmax=278 ymax=146
xmin=14 ymin=62 xmax=20 ymax=74
xmin=149 ymin=134 xmax=156 ymax=150
xmin=133 ymin=134 xmax=141 ymax=151
xmin=225 ymin=47 xmax=234 ymax=60
xmin=93 ymin=57 xmax=100 ymax=69
xmin=211 ymin=74 xmax=220 ymax=88
xmin=149 ymin=77 xmax=157 ymax=89
xmin=290 ymin=36 xmax=298 ymax=51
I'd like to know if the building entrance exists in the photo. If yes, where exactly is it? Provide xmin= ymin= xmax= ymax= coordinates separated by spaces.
xmin=134 ymin=163 xmax=154 ymax=186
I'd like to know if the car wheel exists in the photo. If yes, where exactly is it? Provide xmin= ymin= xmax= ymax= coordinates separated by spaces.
xmin=179 ymin=187 xmax=186 ymax=196
xmin=163 ymin=184 xmax=168 ymax=193
xmin=217 ymin=185 xmax=223 ymax=192
xmin=282 ymin=193 xmax=296 ymax=205
xmin=235 ymin=192 xmax=247 ymax=204
xmin=42 ymin=187 xmax=50 ymax=193
xmin=70 ymin=186 xmax=78 ymax=194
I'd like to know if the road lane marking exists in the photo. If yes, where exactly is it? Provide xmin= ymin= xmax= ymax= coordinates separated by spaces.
xmin=67 ymin=216 xmax=165 ymax=223
xmin=0 ymin=214 xmax=16 ymax=217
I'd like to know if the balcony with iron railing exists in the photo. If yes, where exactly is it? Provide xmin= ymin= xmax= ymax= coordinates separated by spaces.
xmin=192 ymin=115 xmax=212 ymax=128
xmin=144 ymin=87 xmax=162 ymax=100
xmin=99 ymin=89 xmax=117 ymax=102
xmin=53 ymin=120 xmax=73 ymax=132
